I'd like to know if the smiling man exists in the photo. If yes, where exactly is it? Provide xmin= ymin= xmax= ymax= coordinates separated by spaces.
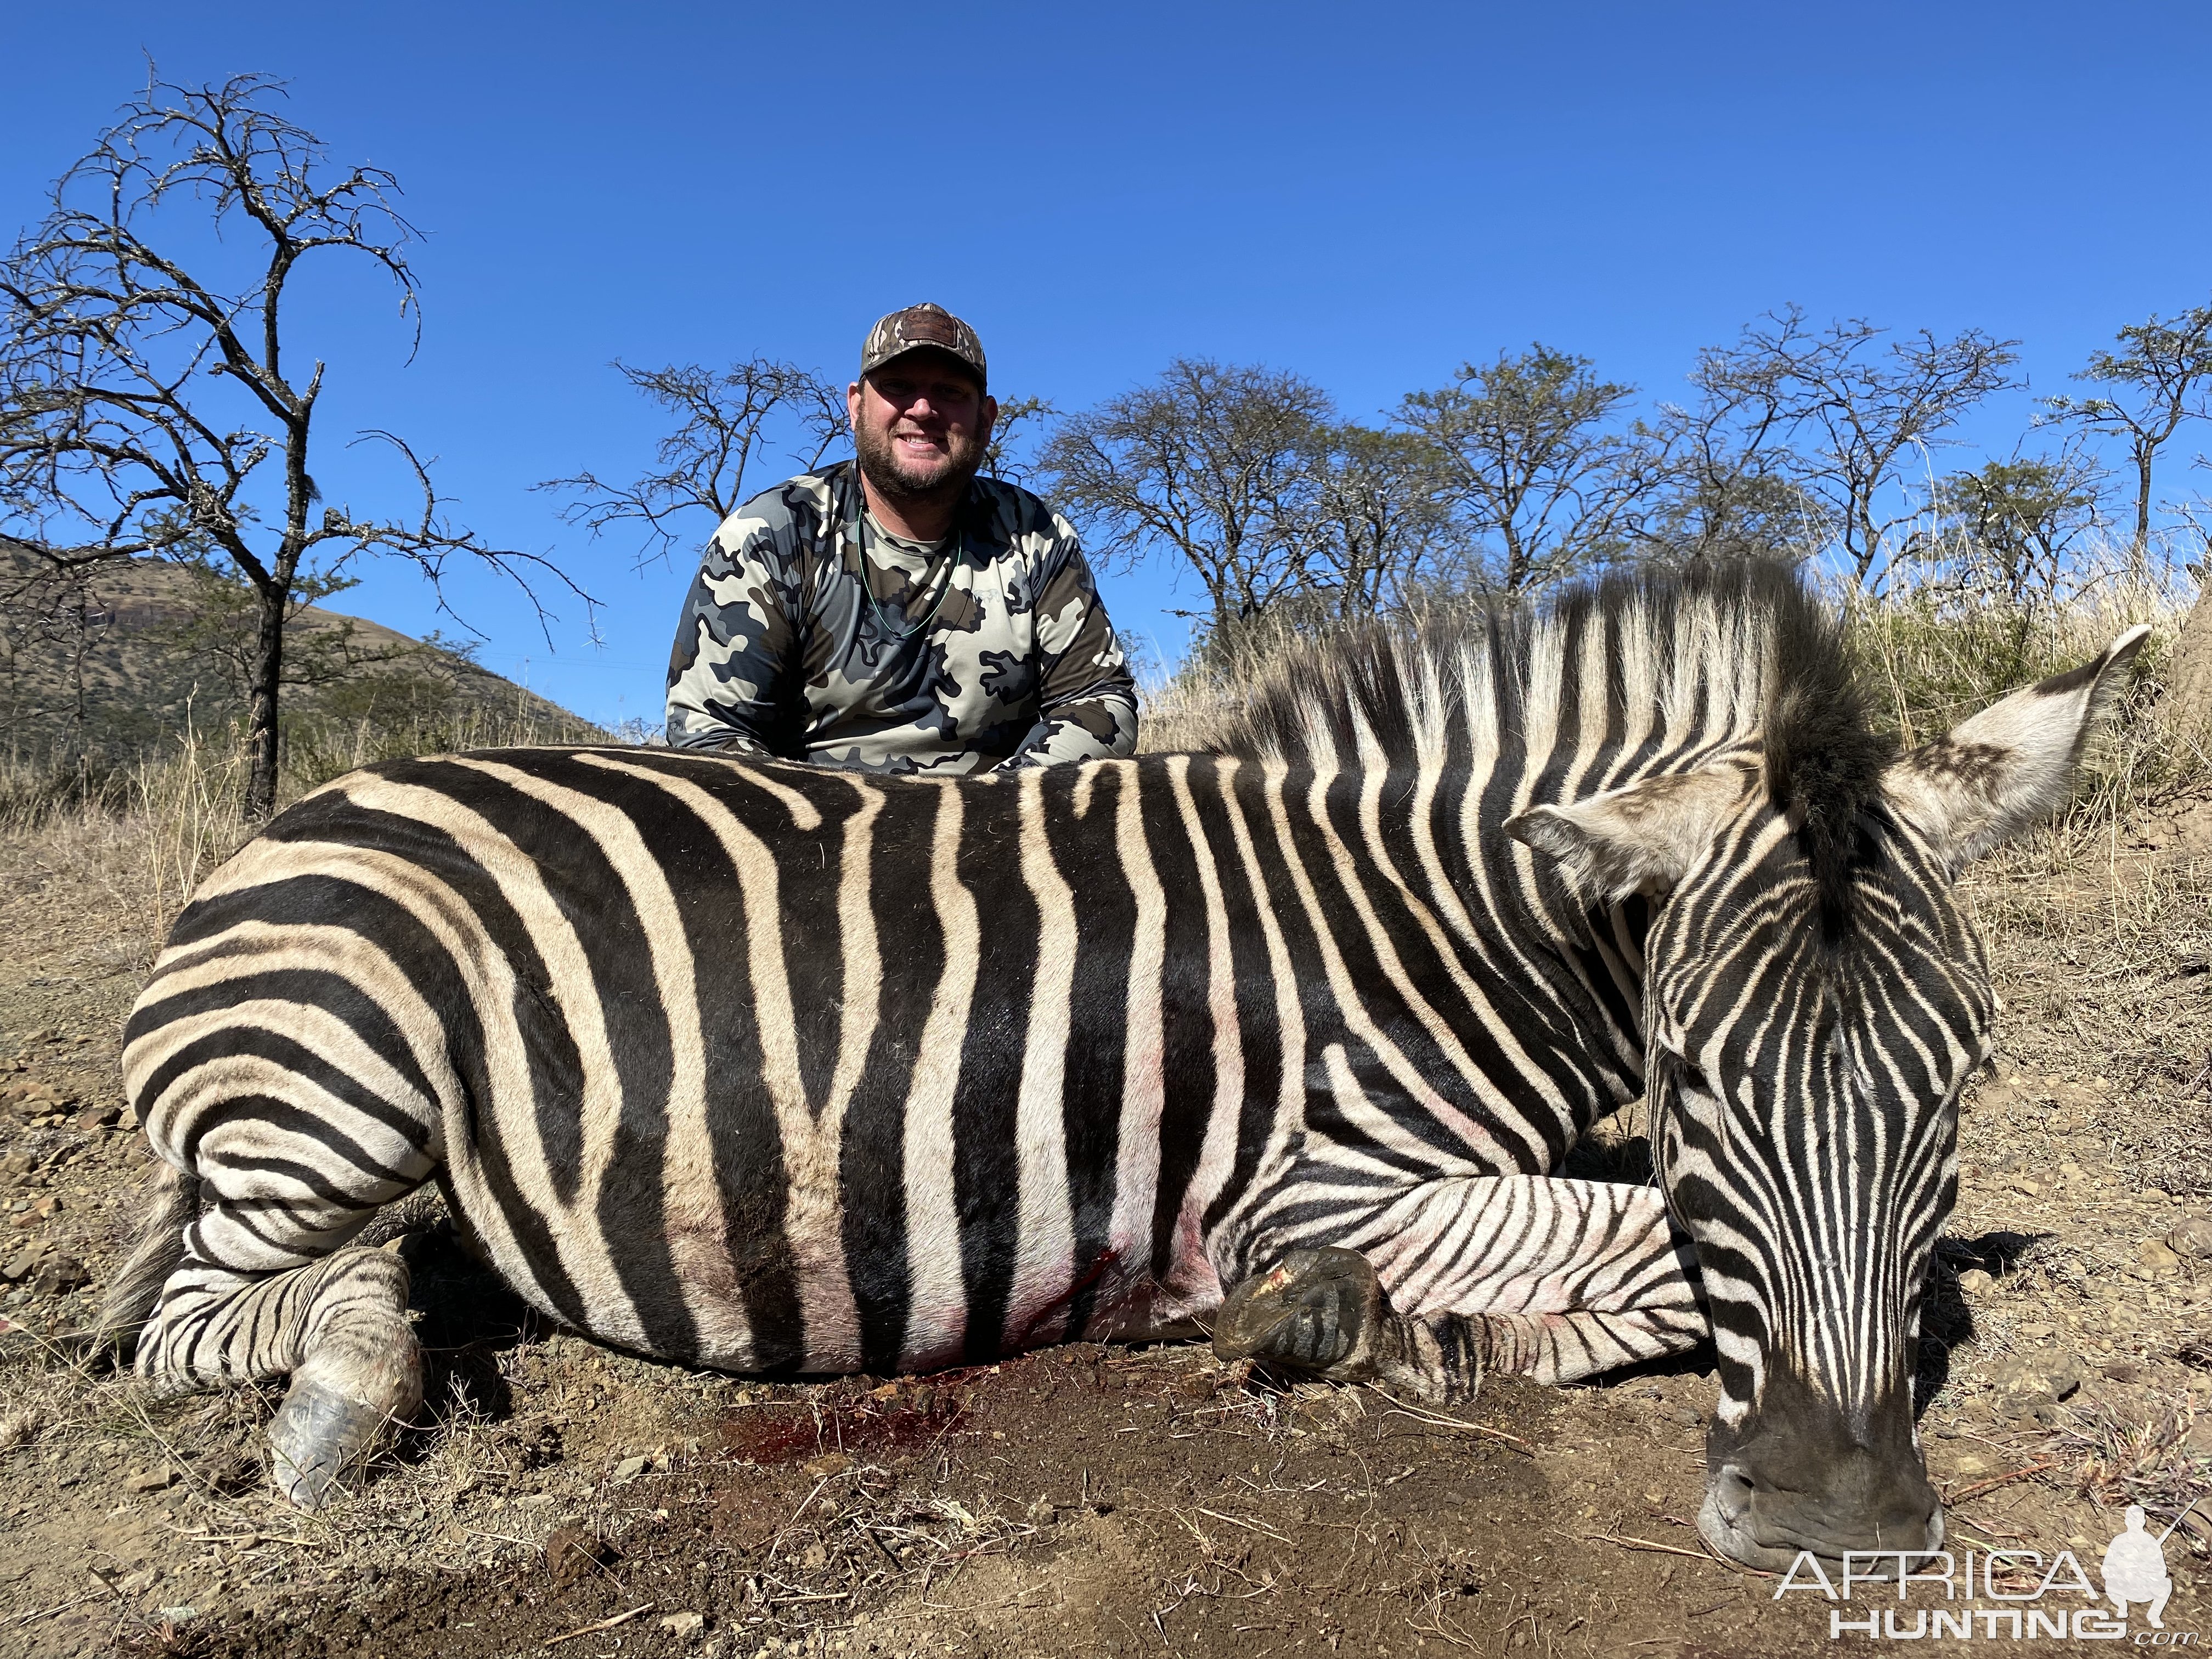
xmin=665 ymin=303 xmax=1139 ymax=772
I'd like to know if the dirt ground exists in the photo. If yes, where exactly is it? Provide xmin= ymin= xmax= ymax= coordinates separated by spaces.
xmin=3 ymin=800 xmax=2211 ymax=1659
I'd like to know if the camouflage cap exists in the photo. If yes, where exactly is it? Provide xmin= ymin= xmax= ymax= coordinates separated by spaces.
xmin=859 ymin=302 xmax=988 ymax=391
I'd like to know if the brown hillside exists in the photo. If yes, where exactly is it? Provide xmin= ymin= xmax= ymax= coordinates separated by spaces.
xmin=2 ymin=550 xmax=605 ymax=761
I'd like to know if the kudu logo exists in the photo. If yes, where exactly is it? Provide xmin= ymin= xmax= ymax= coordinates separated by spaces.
xmin=1774 ymin=1503 xmax=2198 ymax=1643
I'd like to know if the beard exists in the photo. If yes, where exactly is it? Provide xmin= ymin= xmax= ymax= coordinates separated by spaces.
xmin=853 ymin=418 xmax=985 ymax=517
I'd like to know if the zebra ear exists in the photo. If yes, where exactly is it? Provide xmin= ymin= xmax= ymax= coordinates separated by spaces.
xmin=1884 ymin=625 xmax=2150 ymax=868
xmin=1505 ymin=765 xmax=1746 ymax=902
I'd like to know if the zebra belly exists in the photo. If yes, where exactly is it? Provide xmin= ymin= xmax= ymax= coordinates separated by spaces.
xmin=440 ymin=1090 xmax=1213 ymax=1376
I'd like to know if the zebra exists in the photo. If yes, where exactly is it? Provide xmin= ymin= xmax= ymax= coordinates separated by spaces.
xmin=94 ymin=563 xmax=2142 ymax=1570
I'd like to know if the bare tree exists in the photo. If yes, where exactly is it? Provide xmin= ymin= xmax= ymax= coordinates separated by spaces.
xmin=1630 ymin=370 xmax=1824 ymax=565
xmin=538 ymin=358 xmax=845 ymax=568
xmin=1694 ymin=308 xmax=2019 ymax=592
xmin=1305 ymin=424 xmax=1446 ymax=618
xmin=2045 ymin=302 xmax=2212 ymax=575
xmin=1040 ymin=359 xmax=1333 ymax=650
xmin=981 ymin=394 xmax=1054 ymax=487
xmin=0 ymin=72 xmax=590 ymax=817
xmin=1397 ymin=345 xmax=1655 ymax=598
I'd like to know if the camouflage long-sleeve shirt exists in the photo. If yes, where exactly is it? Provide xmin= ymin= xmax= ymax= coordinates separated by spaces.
xmin=665 ymin=461 xmax=1139 ymax=774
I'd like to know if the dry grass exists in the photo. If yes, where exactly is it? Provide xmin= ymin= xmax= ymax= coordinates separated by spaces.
xmin=2062 ymin=1393 xmax=2212 ymax=1538
xmin=1 ymin=701 xmax=620 ymax=951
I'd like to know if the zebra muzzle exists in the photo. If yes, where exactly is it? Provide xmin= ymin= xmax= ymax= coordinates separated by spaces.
xmin=1695 ymin=1373 xmax=1944 ymax=1570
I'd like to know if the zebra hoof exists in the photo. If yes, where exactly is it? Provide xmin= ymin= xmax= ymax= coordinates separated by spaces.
xmin=267 ymin=1378 xmax=387 ymax=1510
xmin=1213 ymin=1246 xmax=1389 ymax=1378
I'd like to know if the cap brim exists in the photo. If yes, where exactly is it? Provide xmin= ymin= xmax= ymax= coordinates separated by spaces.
xmin=861 ymin=343 xmax=985 ymax=390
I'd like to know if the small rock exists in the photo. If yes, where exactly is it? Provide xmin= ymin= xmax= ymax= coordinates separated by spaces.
xmin=2138 ymin=1239 xmax=2184 ymax=1276
xmin=803 ymin=1451 xmax=852 ymax=1477
xmin=1956 ymin=1268 xmax=1995 ymax=1296
xmin=544 ymin=1526 xmax=617 ymax=1590
xmin=1661 ymin=1404 xmax=1702 ymax=1427
xmin=155 ymin=1606 xmax=198 ymax=1625
xmin=31 ymin=1256 xmax=88 ymax=1296
xmin=2169 ymin=1217 xmax=2212 ymax=1260
xmin=659 ymin=1610 xmax=707 ymax=1641
xmin=1985 ymin=1353 xmax=2083 ymax=1402
xmin=2102 ymin=1361 xmax=2144 ymax=1384
xmin=72 ymin=1104 xmax=121 ymax=1133
xmin=0 ymin=1250 xmax=42 ymax=1283
xmin=125 ymin=1467 xmax=177 ymax=1492
xmin=612 ymin=1454 xmax=650 ymax=1482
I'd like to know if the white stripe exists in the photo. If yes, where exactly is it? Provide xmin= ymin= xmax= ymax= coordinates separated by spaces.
xmin=899 ymin=783 xmax=979 ymax=1370
xmin=1006 ymin=770 xmax=1077 ymax=1346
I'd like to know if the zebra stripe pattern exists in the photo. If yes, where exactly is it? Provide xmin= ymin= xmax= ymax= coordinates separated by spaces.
xmin=104 ymin=563 xmax=2135 ymax=1555
xmin=121 ymin=733 xmax=1698 ymax=1385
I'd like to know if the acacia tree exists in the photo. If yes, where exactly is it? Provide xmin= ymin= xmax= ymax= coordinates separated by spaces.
xmin=1693 ymin=308 xmax=2018 ymax=592
xmin=0 ymin=73 xmax=590 ymax=817
xmin=1397 ymin=345 xmax=1655 ymax=598
xmin=539 ymin=358 xmax=845 ymax=568
xmin=1923 ymin=448 xmax=2108 ymax=611
xmin=2045 ymin=303 xmax=2212 ymax=575
xmin=1040 ymin=359 xmax=1334 ymax=650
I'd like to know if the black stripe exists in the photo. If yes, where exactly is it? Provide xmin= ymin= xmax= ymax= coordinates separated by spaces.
xmin=1142 ymin=765 xmax=1216 ymax=1282
xmin=1198 ymin=761 xmax=1285 ymax=1249
xmin=951 ymin=783 xmax=1034 ymax=1362
xmin=1041 ymin=765 xmax=1136 ymax=1340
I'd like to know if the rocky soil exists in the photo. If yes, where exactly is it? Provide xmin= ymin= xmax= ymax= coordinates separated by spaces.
xmin=1 ymin=803 xmax=2209 ymax=1658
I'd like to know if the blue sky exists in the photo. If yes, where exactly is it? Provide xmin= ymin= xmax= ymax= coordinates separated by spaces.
xmin=6 ymin=2 xmax=2211 ymax=727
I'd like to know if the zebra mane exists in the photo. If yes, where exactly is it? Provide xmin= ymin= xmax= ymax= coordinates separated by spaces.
xmin=1215 ymin=561 xmax=1895 ymax=921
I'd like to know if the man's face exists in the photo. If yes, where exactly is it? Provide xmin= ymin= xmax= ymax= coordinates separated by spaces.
xmin=848 ymin=351 xmax=997 ymax=504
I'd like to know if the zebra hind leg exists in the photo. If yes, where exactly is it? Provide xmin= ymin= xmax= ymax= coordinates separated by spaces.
xmin=140 ymin=1244 xmax=424 ymax=1508
xmin=132 ymin=1125 xmax=431 ymax=1509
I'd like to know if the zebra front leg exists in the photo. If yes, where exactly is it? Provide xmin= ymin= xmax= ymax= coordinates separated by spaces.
xmin=141 ymin=1248 xmax=422 ymax=1507
xmin=1211 ymin=1246 xmax=1491 ymax=1400
xmin=1214 ymin=1175 xmax=1708 ymax=1403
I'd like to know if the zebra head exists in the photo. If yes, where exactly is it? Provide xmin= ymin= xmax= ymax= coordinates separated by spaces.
xmin=1509 ymin=623 xmax=2148 ymax=1571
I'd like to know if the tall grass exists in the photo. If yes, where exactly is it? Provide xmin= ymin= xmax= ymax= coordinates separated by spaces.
xmin=1846 ymin=564 xmax=2206 ymax=860
xmin=0 ymin=696 xmax=617 ymax=950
